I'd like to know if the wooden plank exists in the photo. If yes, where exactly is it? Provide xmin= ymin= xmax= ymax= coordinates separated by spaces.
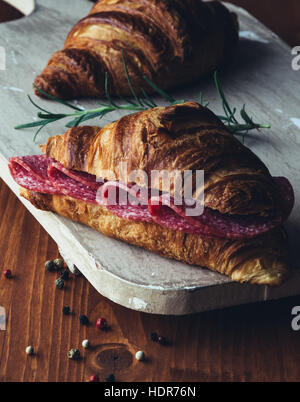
xmin=0 ymin=0 xmax=23 ymax=23
xmin=0 ymin=0 xmax=299 ymax=314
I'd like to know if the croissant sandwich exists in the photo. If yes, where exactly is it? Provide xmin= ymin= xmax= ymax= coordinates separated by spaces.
xmin=34 ymin=0 xmax=239 ymax=99
xmin=9 ymin=102 xmax=294 ymax=285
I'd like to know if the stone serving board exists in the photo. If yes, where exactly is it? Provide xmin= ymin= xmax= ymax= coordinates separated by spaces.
xmin=0 ymin=0 xmax=300 ymax=315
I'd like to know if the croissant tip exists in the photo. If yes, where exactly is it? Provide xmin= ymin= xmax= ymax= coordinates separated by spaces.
xmin=34 ymin=73 xmax=76 ymax=100
xmin=230 ymin=257 xmax=290 ymax=286
xmin=33 ymin=75 xmax=47 ymax=95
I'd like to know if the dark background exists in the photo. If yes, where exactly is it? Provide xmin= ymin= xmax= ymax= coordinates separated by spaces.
xmin=1 ymin=0 xmax=300 ymax=46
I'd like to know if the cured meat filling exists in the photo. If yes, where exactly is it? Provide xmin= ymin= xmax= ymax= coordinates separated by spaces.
xmin=9 ymin=155 xmax=294 ymax=240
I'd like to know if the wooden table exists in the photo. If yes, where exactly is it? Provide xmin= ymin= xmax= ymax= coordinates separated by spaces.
xmin=1 ymin=0 xmax=300 ymax=382
xmin=1 ymin=179 xmax=300 ymax=382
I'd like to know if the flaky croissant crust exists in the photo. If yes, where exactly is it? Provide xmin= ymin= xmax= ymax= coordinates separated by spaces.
xmin=34 ymin=0 xmax=238 ymax=99
xmin=41 ymin=102 xmax=279 ymax=217
xmin=20 ymin=187 xmax=290 ymax=286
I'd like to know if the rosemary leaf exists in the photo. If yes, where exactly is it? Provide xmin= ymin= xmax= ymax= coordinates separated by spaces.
xmin=65 ymin=112 xmax=106 ymax=127
xmin=27 ymin=95 xmax=50 ymax=114
xmin=104 ymin=72 xmax=118 ymax=108
xmin=143 ymin=75 xmax=175 ymax=104
xmin=66 ymin=114 xmax=86 ymax=128
xmin=240 ymin=105 xmax=256 ymax=126
xmin=214 ymin=71 xmax=239 ymax=125
xmin=37 ymin=112 xmax=67 ymax=119
xmin=121 ymin=50 xmax=145 ymax=108
xmin=15 ymin=119 xmax=55 ymax=129
xmin=33 ymin=84 xmax=83 ymax=111
xmin=33 ymin=123 xmax=48 ymax=142
xmin=141 ymin=88 xmax=157 ymax=108
xmin=118 ymin=95 xmax=139 ymax=107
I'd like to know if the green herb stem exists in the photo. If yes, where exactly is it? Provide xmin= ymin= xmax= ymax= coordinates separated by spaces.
xmin=15 ymin=55 xmax=271 ymax=142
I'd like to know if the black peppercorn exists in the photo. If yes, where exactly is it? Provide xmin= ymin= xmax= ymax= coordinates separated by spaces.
xmin=45 ymin=260 xmax=55 ymax=272
xmin=55 ymin=277 xmax=64 ymax=289
xmin=54 ymin=258 xmax=64 ymax=270
xmin=79 ymin=314 xmax=89 ymax=326
xmin=150 ymin=332 xmax=158 ymax=342
xmin=61 ymin=270 xmax=69 ymax=280
xmin=158 ymin=336 xmax=167 ymax=346
xmin=106 ymin=374 xmax=115 ymax=382
xmin=62 ymin=306 xmax=70 ymax=315
xmin=68 ymin=348 xmax=80 ymax=360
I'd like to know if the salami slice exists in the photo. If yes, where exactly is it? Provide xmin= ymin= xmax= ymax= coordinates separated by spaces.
xmin=48 ymin=162 xmax=101 ymax=205
xmin=273 ymin=177 xmax=294 ymax=218
xmin=147 ymin=177 xmax=295 ymax=239
xmin=148 ymin=194 xmax=284 ymax=239
xmin=9 ymin=155 xmax=295 ymax=240
xmin=50 ymin=162 xmax=101 ymax=190
xmin=101 ymin=181 xmax=152 ymax=223
xmin=8 ymin=155 xmax=60 ymax=195
xmin=101 ymin=178 xmax=294 ymax=239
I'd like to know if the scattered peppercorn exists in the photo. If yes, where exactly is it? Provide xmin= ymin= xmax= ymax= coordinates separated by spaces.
xmin=62 ymin=306 xmax=70 ymax=315
xmin=135 ymin=350 xmax=145 ymax=361
xmin=68 ymin=348 xmax=80 ymax=360
xmin=60 ymin=270 xmax=69 ymax=280
xmin=96 ymin=317 xmax=107 ymax=330
xmin=106 ymin=374 xmax=115 ymax=382
xmin=150 ymin=332 xmax=158 ymax=342
xmin=3 ymin=269 xmax=12 ymax=279
xmin=54 ymin=258 xmax=64 ymax=270
xmin=82 ymin=339 xmax=90 ymax=349
xmin=79 ymin=314 xmax=89 ymax=326
xmin=55 ymin=277 xmax=64 ymax=289
xmin=45 ymin=260 xmax=55 ymax=272
xmin=26 ymin=346 xmax=34 ymax=355
xmin=89 ymin=375 xmax=99 ymax=382
xmin=158 ymin=336 xmax=167 ymax=346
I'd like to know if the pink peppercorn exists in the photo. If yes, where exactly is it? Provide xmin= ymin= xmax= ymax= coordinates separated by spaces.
xmin=96 ymin=317 xmax=107 ymax=330
xmin=3 ymin=270 xmax=12 ymax=279
xmin=89 ymin=375 xmax=99 ymax=382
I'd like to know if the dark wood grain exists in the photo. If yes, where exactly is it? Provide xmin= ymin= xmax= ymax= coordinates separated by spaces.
xmin=1 ymin=178 xmax=300 ymax=382
xmin=0 ymin=0 xmax=23 ymax=23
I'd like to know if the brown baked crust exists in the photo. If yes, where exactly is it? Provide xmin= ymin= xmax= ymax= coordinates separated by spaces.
xmin=33 ymin=0 xmax=238 ymax=99
xmin=20 ymin=187 xmax=290 ymax=286
xmin=41 ymin=102 xmax=279 ymax=217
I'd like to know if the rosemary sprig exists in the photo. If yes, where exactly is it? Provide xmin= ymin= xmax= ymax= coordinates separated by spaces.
xmin=211 ymin=71 xmax=270 ymax=142
xmin=15 ymin=52 xmax=270 ymax=142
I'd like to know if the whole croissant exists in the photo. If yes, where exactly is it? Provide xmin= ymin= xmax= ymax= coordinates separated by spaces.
xmin=34 ymin=0 xmax=238 ymax=99
xmin=9 ymin=103 xmax=294 ymax=285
